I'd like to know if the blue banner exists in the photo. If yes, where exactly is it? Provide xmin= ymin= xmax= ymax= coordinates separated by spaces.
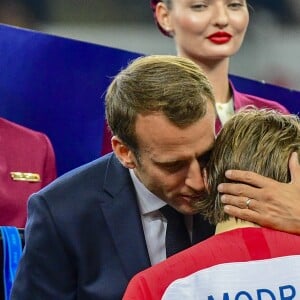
xmin=0 ymin=24 xmax=140 ymax=175
xmin=0 ymin=24 xmax=299 ymax=175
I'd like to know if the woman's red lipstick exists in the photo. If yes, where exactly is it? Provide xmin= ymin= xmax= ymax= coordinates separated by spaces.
xmin=208 ymin=31 xmax=232 ymax=44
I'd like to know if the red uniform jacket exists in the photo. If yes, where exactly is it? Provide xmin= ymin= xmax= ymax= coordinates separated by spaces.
xmin=0 ymin=118 xmax=56 ymax=227
xmin=215 ymin=81 xmax=289 ymax=132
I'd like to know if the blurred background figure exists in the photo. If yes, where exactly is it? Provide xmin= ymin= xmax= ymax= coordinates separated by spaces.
xmin=0 ymin=0 xmax=49 ymax=29
xmin=249 ymin=0 xmax=300 ymax=26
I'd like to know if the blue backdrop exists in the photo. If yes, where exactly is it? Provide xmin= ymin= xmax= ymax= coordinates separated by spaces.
xmin=0 ymin=24 xmax=299 ymax=175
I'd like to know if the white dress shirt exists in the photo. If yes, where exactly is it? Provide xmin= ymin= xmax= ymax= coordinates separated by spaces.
xmin=129 ymin=169 xmax=192 ymax=266
xmin=216 ymin=98 xmax=234 ymax=125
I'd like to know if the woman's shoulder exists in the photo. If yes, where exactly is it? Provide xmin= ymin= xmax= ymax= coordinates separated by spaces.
xmin=231 ymin=84 xmax=289 ymax=114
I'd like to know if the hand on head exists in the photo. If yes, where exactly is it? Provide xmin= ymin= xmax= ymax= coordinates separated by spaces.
xmin=218 ymin=152 xmax=300 ymax=234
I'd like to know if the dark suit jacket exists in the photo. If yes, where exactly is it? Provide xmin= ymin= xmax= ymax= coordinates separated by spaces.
xmin=0 ymin=118 xmax=56 ymax=227
xmin=11 ymin=153 xmax=214 ymax=300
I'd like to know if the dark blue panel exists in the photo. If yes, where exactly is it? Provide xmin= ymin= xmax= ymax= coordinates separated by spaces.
xmin=0 ymin=24 xmax=299 ymax=175
xmin=0 ymin=24 xmax=141 ymax=175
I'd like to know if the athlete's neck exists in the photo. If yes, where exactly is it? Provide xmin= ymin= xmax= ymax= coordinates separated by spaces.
xmin=215 ymin=217 xmax=260 ymax=235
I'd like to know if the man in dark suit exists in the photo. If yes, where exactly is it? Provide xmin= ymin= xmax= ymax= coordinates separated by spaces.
xmin=10 ymin=55 xmax=300 ymax=300
xmin=10 ymin=55 xmax=215 ymax=299
xmin=0 ymin=117 xmax=56 ymax=227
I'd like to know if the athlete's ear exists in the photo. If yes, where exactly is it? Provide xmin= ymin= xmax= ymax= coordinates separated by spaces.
xmin=155 ymin=2 xmax=174 ymax=36
xmin=111 ymin=136 xmax=137 ymax=169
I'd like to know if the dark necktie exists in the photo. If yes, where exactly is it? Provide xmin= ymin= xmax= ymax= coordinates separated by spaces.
xmin=160 ymin=205 xmax=191 ymax=257
xmin=192 ymin=214 xmax=216 ymax=245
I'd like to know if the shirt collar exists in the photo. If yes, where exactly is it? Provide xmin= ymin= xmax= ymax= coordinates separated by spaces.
xmin=129 ymin=169 xmax=166 ymax=215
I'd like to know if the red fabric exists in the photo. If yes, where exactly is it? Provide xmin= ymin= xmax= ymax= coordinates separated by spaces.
xmin=123 ymin=227 xmax=300 ymax=300
xmin=0 ymin=118 xmax=56 ymax=227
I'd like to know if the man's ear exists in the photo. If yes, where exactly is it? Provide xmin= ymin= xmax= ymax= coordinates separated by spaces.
xmin=111 ymin=136 xmax=137 ymax=169
xmin=155 ymin=2 xmax=174 ymax=35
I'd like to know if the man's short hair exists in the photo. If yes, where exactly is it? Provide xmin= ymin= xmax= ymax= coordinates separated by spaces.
xmin=105 ymin=55 xmax=215 ymax=152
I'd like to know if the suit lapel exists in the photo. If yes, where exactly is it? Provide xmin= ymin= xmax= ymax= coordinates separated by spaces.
xmin=100 ymin=155 xmax=151 ymax=279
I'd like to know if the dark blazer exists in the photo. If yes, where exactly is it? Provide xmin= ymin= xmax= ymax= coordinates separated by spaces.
xmin=11 ymin=153 xmax=214 ymax=300
xmin=0 ymin=118 xmax=56 ymax=227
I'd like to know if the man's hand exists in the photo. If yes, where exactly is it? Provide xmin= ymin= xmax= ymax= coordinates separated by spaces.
xmin=218 ymin=152 xmax=300 ymax=234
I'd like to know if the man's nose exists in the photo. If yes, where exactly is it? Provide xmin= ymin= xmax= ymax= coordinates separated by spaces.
xmin=185 ymin=160 xmax=205 ymax=192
